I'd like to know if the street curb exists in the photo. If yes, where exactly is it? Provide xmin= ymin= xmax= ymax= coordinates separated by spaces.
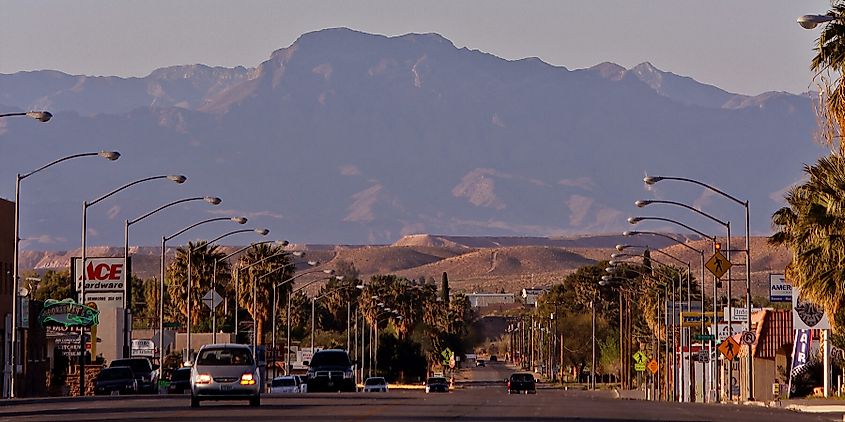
xmin=0 ymin=394 xmax=183 ymax=407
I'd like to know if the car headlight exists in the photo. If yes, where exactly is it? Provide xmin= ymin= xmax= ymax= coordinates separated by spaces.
xmin=195 ymin=374 xmax=212 ymax=384
xmin=240 ymin=373 xmax=256 ymax=385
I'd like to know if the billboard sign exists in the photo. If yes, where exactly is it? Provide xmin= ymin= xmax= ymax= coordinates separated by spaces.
xmin=38 ymin=299 xmax=100 ymax=327
xmin=73 ymin=257 xmax=127 ymax=294
xmin=769 ymin=274 xmax=792 ymax=303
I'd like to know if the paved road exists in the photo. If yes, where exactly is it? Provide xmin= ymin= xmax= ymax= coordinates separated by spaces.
xmin=0 ymin=363 xmax=838 ymax=422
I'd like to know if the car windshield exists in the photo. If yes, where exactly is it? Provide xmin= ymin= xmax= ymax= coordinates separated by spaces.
xmin=110 ymin=359 xmax=151 ymax=373
xmin=98 ymin=367 xmax=133 ymax=381
xmin=309 ymin=351 xmax=350 ymax=367
xmin=428 ymin=377 xmax=447 ymax=384
xmin=171 ymin=368 xmax=191 ymax=381
xmin=510 ymin=374 xmax=534 ymax=382
xmin=196 ymin=347 xmax=254 ymax=366
xmin=272 ymin=378 xmax=296 ymax=387
xmin=365 ymin=378 xmax=385 ymax=386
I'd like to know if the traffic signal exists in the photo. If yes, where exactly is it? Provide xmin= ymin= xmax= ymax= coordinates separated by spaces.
xmin=715 ymin=242 xmax=722 ymax=250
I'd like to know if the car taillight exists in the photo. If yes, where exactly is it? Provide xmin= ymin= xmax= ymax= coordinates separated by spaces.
xmin=196 ymin=374 xmax=212 ymax=384
xmin=507 ymin=381 xmax=511 ymax=388
xmin=240 ymin=373 xmax=256 ymax=385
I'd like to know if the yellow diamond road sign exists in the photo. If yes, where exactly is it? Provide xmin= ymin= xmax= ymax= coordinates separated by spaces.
xmin=705 ymin=251 xmax=732 ymax=279
xmin=647 ymin=359 xmax=659 ymax=374
xmin=718 ymin=336 xmax=742 ymax=361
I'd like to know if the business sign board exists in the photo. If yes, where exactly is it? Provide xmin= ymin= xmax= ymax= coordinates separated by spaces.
xmin=722 ymin=307 xmax=763 ymax=323
xmin=39 ymin=299 xmax=100 ymax=327
xmin=71 ymin=257 xmax=130 ymax=364
xmin=131 ymin=339 xmax=156 ymax=357
xmin=46 ymin=326 xmax=90 ymax=357
xmin=793 ymin=287 xmax=831 ymax=330
xmin=680 ymin=312 xmax=720 ymax=327
xmin=769 ymin=274 xmax=792 ymax=303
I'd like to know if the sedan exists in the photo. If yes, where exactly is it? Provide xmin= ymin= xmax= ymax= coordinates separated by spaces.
xmin=425 ymin=376 xmax=449 ymax=393
xmin=95 ymin=367 xmax=138 ymax=396
xmin=269 ymin=376 xmax=301 ymax=394
xmin=363 ymin=377 xmax=388 ymax=392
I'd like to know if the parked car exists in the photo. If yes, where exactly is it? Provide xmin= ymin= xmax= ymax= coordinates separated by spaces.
xmin=295 ymin=375 xmax=308 ymax=393
xmin=190 ymin=344 xmax=261 ymax=407
xmin=489 ymin=355 xmax=498 ymax=362
xmin=269 ymin=376 xmax=302 ymax=393
xmin=109 ymin=357 xmax=158 ymax=393
xmin=94 ymin=366 xmax=137 ymax=395
xmin=305 ymin=349 xmax=356 ymax=392
xmin=475 ymin=360 xmax=486 ymax=367
xmin=363 ymin=377 xmax=389 ymax=392
xmin=168 ymin=367 xmax=192 ymax=394
xmin=425 ymin=376 xmax=449 ymax=393
xmin=506 ymin=372 xmax=537 ymax=394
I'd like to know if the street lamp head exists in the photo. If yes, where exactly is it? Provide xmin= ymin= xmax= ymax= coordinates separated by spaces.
xmin=334 ymin=276 xmax=345 ymax=281
xmin=204 ymin=196 xmax=222 ymax=205
xmin=355 ymin=285 xmax=365 ymax=289
xmin=167 ymin=175 xmax=188 ymax=184
xmin=321 ymin=269 xmax=335 ymax=275
xmin=306 ymin=260 xmax=319 ymax=266
xmin=608 ymin=260 xmax=620 ymax=266
xmin=232 ymin=217 xmax=248 ymax=224
xmin=623 ymin=231 xmax=638 ymax=236
xmin=605 ymin=267 xmax=616 ymax=273
xmin=610 ymin=253 xmax=623 ymax=259
xmin=98 ymin=151 xmax=121 ymax=161
xmin=634 ymin=200 xmax=651 ymax=208
xmin=627 ymin=217 xmax=642 ymax=224
xmin=598 ymin=280 xmax=607 ymax=286
xmin=384 ymin=308 xmax=392 ymax=312
xmin=797 ymin=14 xmax=836 ymax=29
xmin=371 ymin=295 xmax=379 ymax=300
xmin=276 ymin=240 xmax=290 ymax=247
xmin=292 ymin=251 xmax=305 ymax=257
xmin=377 ymin=303 xmax=385 ymax=307
xmin=25 ymin=111 xmax=52 ymax=122
xmin=601 ymin=275 xmax=612 ymax=281
xmin=643 ymin=176 xmax=662 ymax=185
xmin=615 ymin=244 xmax=629 ymax=252
xmin=255 ymin=228 xmax=270 ymax=236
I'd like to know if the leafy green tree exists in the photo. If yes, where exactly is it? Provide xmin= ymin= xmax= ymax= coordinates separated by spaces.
xmin=29 ymin=270 xmax=71 ymax=302
xmin=235 ymin=243 xmax=293 ymax=344
xmin=809 ymin=2 xmax=845 ymax=154
xmin=770 ymin=155 xmax=845 ymax=329
xmin=165 ymin=241 xmax=229 ymax=329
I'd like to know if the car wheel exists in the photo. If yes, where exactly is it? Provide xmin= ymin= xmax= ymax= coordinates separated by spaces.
xmin=190 ymin=396 xmax=200 ymax=408
xmin=250 ymin=395 xmax=260 ymax=407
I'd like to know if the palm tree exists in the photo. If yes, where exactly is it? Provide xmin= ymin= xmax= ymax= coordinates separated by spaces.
xmin=810 ymin=2 xmax=845 ymax=153
xmin=235 ymin=243 xmax=294 ymax=345
xmin=165 ymin=241 xmax=230 ymax=327
xmin=770 ymin=155 xmax=845 ymax=328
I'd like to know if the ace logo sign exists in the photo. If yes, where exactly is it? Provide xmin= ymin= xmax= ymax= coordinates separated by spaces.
xmin=73 ymin=257 xmax=126 ymax=293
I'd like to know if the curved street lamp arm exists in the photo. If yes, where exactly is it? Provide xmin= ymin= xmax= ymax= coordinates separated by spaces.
xmin=619 ymin=244 xmax=689 ymax=267
xmin=316 ymin=284 xmax=353 ymax=301
xmin=129 ymin=196 xmax=207 ymax=226
xmin=625 ymin=231 xmax=704 ymax=255
xmin=219 ymin=240 xmax=278 ymax=262
xmin=208 ymin=228 xmax=265 ymax=246
xmin=88 ymin=175 xmax=176 ymax=207
xmin=646 ymin=175 xmax=745 ymax=207
xmin=21 ymin=152 xmax=103 ymax=180
xmin=165 ymin=217 xmax=234 ymax=241
xmin=258 ymin=261 xmax=299 ymax=281
xmin=639 ymin=199 xmax=729 ymax=228
xmin=630 ymin=216 xmax=715 ymax=241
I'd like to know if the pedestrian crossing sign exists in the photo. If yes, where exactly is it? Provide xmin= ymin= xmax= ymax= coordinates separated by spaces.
xmin=705 ymin=251 xmax=731 ymax=279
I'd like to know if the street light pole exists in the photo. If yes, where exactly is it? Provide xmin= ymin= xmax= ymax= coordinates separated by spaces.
xmin=9 ymin=150 xmax=118 ymax=398
xmin=188 ymin=228 xmax=268 ymax=358
xmin=0 ymin=111 xmax=52 ymax=122
xmin=159 ymin=216 xmax=246 ymax=367
xmin=80 ymin=174 xmax=186 ymax=396
xmin=644 ymin=175 xmax=753 ymax=400
xmin=125 ymin=196 xmax=221 ymax=359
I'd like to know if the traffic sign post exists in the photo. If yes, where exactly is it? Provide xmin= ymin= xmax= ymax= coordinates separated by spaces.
xmin=633 ymin=351 xmax=648 ymax=372
xmin=718 ymin=336 xmax=741 ymax=361
xmin=705 ymin=251 xmax=732 ymax=279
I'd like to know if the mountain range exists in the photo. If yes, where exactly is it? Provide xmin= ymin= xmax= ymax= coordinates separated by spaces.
xmin=0 ymin=28 xmax=824 ymax=251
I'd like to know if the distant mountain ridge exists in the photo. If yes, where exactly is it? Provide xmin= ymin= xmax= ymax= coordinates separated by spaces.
xmin=0 ymin=28 xmax=824 ymax=250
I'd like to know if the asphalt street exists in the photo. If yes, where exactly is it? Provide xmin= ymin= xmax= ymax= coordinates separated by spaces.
xmin=0 ymin=362 xmax=839 ymax=422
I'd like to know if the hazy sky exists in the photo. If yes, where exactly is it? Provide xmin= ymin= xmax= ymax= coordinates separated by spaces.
xmin=0 ymin=0 xmax=833 ymax=96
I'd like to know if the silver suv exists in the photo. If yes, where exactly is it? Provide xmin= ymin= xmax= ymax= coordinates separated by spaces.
xmin=190 ymin=344 xmax=260 ymax=407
